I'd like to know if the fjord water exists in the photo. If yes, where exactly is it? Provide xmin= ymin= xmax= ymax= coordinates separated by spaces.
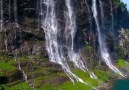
xmin=112 ymin=78 xmax=129 ymax=90
xmin=92 ymin=0 xmax=124 ymax=77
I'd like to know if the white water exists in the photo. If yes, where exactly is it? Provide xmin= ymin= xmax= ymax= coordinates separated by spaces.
xmin=41 ymin=0 xmax=82 ymax=82
xmin=92 ymin=0 xmax=124 ymax=77
xmin=65 ymin=0 xmax=97 ymax=79
xmin=13 ymin=48 xmax=28 ymax=82
xmin=39 ymin=0 xmax=97 ymax=89
xmin=13 ymin=0 xmax=28 ymax=82
xmin=18 ymin=62 xmax=28 ymax=82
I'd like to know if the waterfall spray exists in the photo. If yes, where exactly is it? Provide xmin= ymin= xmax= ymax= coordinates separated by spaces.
xmin=18 ymin=62 xmax=28 ymax=82
xmin=39 ymin=0 xmax=97 ymax=89
xmin=13 ymin=30 xmax=28 ymax=82
xmin=92 ymin=0 xmax=125 ymax=77
xmin=40 ymin=0 xmax=83 ymax=82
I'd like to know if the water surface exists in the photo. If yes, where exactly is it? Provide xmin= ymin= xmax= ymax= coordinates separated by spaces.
xmin=112 ymin=78 xmax=129 ymax=90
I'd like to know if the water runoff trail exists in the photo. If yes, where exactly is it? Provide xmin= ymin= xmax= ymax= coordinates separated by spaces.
xmin=13 ymin=0 xmax=28 ymax=82
xmin=65 ymin=0 xmax=97 ymax=79
xmin=92 ymin=0 xmax=125 ymax=77
xmin=39 ymin=0 xmax=97 ymax=89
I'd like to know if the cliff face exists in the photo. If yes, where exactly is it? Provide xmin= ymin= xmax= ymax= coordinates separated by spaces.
xmin=0 ymin=0 xmax=129 ymax=89
xmin=1 ymin=0 xmax=129 ymax=52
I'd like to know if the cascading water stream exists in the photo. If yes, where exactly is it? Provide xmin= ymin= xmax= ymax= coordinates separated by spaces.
xmin=18 ymin=62 xmax=28 ymax=82
xmin=65 ymin=0 xmax=97 ymax=79
xmin=14 ymin=0 xmax=19 ymax=27
xmin=92 ymin=0 xmax=124 ymax=77
xmin=13 ymin=0 xmax=28 ymax=82
xmin=13 ymin=32 xmax=28 ymax=82
xmin=41 ymin=0 xmax=81 ymax=82
xmin=39 ymin=0 xmax=97 ymax=89
xmin=0 ymin=0 xmax=3 ymax=31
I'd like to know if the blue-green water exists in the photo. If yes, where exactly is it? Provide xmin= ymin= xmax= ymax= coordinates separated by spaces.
xmin=112 ymin=78 xmax=129 ymax=90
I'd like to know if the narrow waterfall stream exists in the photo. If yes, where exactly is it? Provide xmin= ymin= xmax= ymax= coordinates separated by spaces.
xmin=92 ymin=0 xmax=124 ymax=77
xmin=18 ymin=62 xmax=28 ymax=82
xmin=13 ymin=0 xmax=28 ymax=82
xmin=0 ymin=0 xmax=3 ymax=31
xmin=65 ymin=0 xmax=97 ymax=79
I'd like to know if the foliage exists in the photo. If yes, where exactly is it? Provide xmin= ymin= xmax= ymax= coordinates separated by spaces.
xmin=0 ymin=85 xmax=10 ymax=90
xmin=0 ymin=61 xmax=16 ymax=70
xmin=84 ymin=46 xmax=94 ymax=51
xmin=9 ymin=82 xmax=32 ymax=90
xmin=94 ymin=70 xmax=110 ymax=82
xmin=113 ymin=0 xmax=127 ymax=8
xmin=38 ymin=81 xmax=93 ymax=90
xmin=117 ymin=58 xmax=126 ymax=67
xmin=72 ymin=69 xmax=98 ymax=87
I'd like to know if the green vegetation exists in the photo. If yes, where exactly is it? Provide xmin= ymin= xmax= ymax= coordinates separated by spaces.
xmin=0 ymin=85 xmax=10 ymax=90
xmin=84 ymin=45 xmax=94 ymax=51
xmin=10 ymin=82 xmax=32 ymax=90
xmin=94 ymin=70 xmax=110 ymax=82
xmin=38 ymin=81 xmax=93 ymax=90
xmin=114 ymin=0 xmax=127 ymax=8
xmin=0 ymin=48 xmax=127 ymax=90
xmin=116 ymin=58 xmax=126 ymax=67
xmin=0 ymin=61 xmax=16 ymax=70
xmin=72 ymin=69 xmax=98 ymax=87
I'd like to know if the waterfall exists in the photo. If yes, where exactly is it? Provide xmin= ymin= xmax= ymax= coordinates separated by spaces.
xmin=13 ymin=0 xmax=28 ymax=82
xmin=92 ymin=0 xmax=124 ymax=77
xmin=40 ymin=0 xmax=81 ymax=82
xmin=18 ymin=62 xmax=28 ymax=82
xmin=39 ymin=0 xmax=97 ymax=89
xmin=65 ymin=0 xmax=97 ymax=79
xmin=0 ymin=0 xmax=3 ymax=31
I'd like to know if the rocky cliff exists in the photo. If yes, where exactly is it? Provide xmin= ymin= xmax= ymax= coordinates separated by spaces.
xmin=0 ymin=0 xmax=129 ymax=90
